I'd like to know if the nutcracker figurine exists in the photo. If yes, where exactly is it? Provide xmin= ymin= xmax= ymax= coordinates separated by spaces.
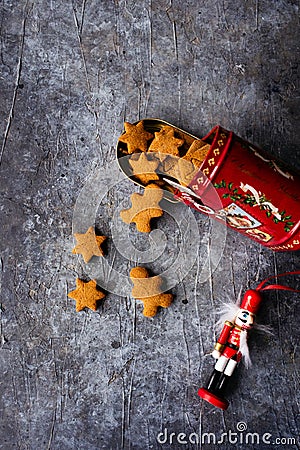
xmin=198 ymin=271 xmax=300 ymax=410
xmin=198 ymin=289 xmax=262 ymax=410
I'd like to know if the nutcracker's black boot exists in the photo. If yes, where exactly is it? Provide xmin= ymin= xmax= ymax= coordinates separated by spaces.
xmin=205 ymin=369 xmax=223 ymax=394
xmin=198 ymin=370 xmax=229 ymax=410
xmin=215 ymin=373 xmax=231 ymax=397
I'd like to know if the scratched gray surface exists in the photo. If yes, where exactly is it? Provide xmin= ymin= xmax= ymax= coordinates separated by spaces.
xmin=0 ymin=1 xmax=299 ymax=449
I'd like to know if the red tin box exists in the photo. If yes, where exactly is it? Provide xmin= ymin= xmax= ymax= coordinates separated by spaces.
xmin=117 ymin=119 xmax=300 ymax=251
xmin=174 ymin=125 xmax=300 ymax=251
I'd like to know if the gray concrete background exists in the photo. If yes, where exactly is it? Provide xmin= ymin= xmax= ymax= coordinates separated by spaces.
xmin=0 ymin=1 xmax=299 ymax=449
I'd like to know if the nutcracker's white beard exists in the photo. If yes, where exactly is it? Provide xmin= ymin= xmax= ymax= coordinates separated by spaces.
xmin=239 ymin=329 xmax=251 ymax=368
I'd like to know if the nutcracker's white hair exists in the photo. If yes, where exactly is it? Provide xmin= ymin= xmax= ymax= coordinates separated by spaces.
xmin=214 ymin=292 xmax=273 ymax=369
xmin=215 ymin=300 xmax=241 ymax=331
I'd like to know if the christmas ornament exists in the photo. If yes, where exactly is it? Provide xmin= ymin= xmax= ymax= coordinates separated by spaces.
xmin=198 ymin=271 xmax=300 ymax=410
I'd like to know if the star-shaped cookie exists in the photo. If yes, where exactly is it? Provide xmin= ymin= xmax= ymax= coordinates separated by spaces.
xmin=129 ymin=152 xmax=160 ymax=185
xmin=148 ymin=125 xmax=184 ymax=157
xmin=161 ymin=156 xmax=197 ymax=186
xmin=183 ymin=141 xmax=210 ymax=168
xmin=72 ymin=226 xmax=107 ymax=263
xmin=118 ymin=121 xmax=154 ymax=154
xmin=120 ymin=184 xmax=164 ymax=233
xmin=68 ymin=278 xmax=106 ymax=312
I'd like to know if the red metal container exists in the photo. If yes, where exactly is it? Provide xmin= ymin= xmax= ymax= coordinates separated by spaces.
xmin=174 ymin=125 xmax=300 ymax=251
xmin=117 ymin=119 xmax=300 ymax=251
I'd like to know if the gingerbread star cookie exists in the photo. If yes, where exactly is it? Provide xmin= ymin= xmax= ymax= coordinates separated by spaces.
xmin=183 ymin=140 xmax=210 ymax=168
xmin=130 ymin=266 xmax=173 ymax=317
xmin=159 ymin=155 xmax=178 ymax=174
xmin=120 ymin=184 xmax=163 ymax=233
xmin=129 ymin=152 xmax=160 ymax=185
xmin=68 ymin=278 xmax=106 ymax=312
xmin=118 ymin=121 xmax=154 ymax=154
xmin=177 ymin=158 xmax=198 ymax=186
xmin=72 ymin=226 xmax=107 ymax=263
xmin=148 ymin=125 xmax=184 ymax=158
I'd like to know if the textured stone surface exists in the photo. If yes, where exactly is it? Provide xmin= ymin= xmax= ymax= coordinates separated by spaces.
xmin=0 ymin=1 xmax=299 ymax=449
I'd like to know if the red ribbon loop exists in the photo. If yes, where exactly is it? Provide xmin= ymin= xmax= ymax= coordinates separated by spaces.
xmin=256 ymin=270 xmax=300 ymax=293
